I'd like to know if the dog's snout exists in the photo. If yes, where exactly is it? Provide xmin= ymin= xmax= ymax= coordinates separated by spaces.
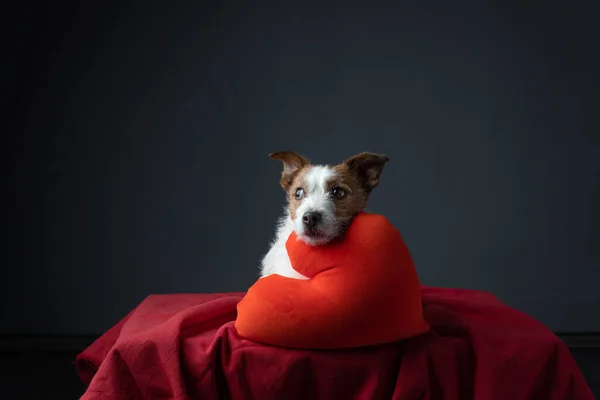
xmin=302 ymin=212 xmax=322 ymax=229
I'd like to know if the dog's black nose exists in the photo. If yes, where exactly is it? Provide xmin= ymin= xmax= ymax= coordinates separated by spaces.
xmin=302 ymin=212 xmax=322 ymax=229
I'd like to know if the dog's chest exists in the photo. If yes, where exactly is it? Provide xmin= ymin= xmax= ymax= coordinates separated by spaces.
xmin=260 ymin=219 xmax=308 ymax=280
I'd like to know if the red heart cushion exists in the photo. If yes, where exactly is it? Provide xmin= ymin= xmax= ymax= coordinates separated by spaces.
xmin=235 ymin=212 xmax=429 ymax=348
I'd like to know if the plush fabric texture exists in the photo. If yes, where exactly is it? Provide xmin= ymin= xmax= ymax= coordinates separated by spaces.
xmin=76 ymin=290 xmax=594 ymax=400
xmin=235 ymin=212 xmax=430 ymax=348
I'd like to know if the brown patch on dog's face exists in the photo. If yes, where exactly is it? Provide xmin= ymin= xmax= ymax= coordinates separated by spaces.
xmin=329 ymin=152 xmax=389 ymax=228
xmin=328 ymin=165 xmax=369 ymax=225
xmin=285 ymin=167 xmax=311 ymax=221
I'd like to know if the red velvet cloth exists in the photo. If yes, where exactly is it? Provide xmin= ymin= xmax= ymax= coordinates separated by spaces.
xmin=76 ymin=289 xmax=594 ymax=400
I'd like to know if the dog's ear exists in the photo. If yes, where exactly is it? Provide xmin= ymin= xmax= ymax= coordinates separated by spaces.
xmin=343 ymin=152 xmax=389 ymax=191
xmin=269 ymin=151 xmax=310 ymax=190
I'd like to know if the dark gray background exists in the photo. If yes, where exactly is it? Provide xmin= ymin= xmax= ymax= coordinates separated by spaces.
xmin=6 ymin=1 xmax=599 ymax=335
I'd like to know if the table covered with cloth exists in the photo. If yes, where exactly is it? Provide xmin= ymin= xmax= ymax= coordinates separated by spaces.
xmin=75 ymin=288 xmax=594 ymax=399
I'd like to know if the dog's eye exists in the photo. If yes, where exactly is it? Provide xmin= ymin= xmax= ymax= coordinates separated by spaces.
xmin=294 ymin=188 xmax=304 ymax=199
xmin=331 ymin=187 xmax=346 ymax=198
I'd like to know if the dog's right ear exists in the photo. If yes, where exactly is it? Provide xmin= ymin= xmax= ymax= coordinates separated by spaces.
xmin=269 ymin=151 xmax=310 ymax=190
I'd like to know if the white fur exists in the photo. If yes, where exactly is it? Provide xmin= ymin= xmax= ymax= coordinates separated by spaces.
xmin=260 ymin=212 xmax=308 ymax=279
xmin=260 ymin=165 xmax=339 ymax=279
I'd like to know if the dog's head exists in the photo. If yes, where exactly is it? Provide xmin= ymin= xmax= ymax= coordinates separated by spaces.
xmin=269 ymin=151 xmax=389 ymax=246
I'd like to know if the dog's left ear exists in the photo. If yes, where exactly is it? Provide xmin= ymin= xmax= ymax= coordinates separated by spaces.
xmin=344 ymin=152 xmax=389 ymax=191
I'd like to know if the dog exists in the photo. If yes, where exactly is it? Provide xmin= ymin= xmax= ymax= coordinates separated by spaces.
xmin=260 ymin=151 xmax=389 ymax=280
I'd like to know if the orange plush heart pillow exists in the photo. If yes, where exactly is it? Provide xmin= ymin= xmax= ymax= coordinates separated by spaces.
xmin=235 ymin=213 xmax=429 ymax=349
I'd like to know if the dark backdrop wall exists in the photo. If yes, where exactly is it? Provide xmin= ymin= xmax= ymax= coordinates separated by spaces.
xmin=7 ymin=1 xmax=599 ymax=335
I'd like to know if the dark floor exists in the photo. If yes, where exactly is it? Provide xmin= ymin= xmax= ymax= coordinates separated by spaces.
xmin=0 ymin=351 xmax=84 ymax=399
xmin=0 ymin=349 xmax=598 ymax=399
xmin=573 ymin=349 xmax=600 ymax=398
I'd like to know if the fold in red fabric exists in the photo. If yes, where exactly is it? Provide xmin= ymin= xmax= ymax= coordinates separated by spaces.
xmin=76 ymin=289 xmax=594 ymax=400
